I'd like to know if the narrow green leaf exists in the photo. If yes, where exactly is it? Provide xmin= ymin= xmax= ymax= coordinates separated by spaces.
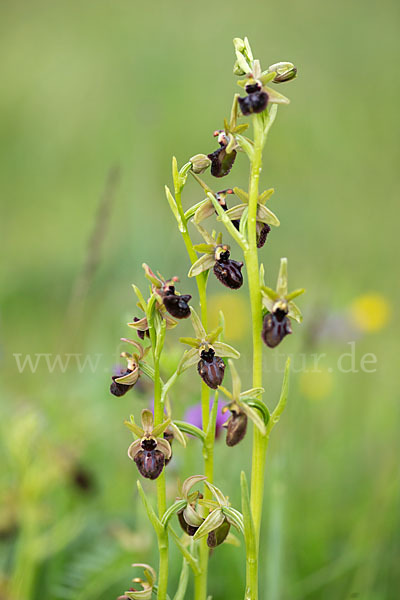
xmin=165 ymin=185 xmax=185 ymax=233
xmin=173 ymin=558 xmax=189 ymax=600
xmin=240 ymin=471 xmax=256 ymax=558
xmin=173 ymin=421 xmax=207 ymax=443
xmin=168 ymin=527 xmax=200 ymax=575
xmin=137 ymin=481 xmax=162 ymax=537
xmin=269 ymin=358 xmax=290 ymax=432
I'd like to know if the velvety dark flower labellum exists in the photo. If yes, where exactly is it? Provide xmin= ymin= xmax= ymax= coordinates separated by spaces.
xmin=110 ymin=370 xmax=134 ymax=397
xmin=238 ymin=90 xmax=269 ymax=115
xmin=162 ymin=292 xmax=192 ymax=319
xmin=256 ymin=222 xmax=271 ymax=248
xmin=207 ymin=147 xmax=237 ymax=178
xmin=226 ymin=411 xmax=248 ymax=447
xmin=261 ymin=309 xmax=292 ymax=348
xmin=207 ymin=519 xmax=231 ymax=548
xmin=177 ymin=509 xmax=202 ymax=537
xmin=134 ymin=438 xmax=165 ymax=480
xmin=213 ymin=250 xmax=243 ymax=289
xmin=133 ymin=316 xmax=149 ymax=340
xmin=197 ymin=348 xmax=225 ymax=389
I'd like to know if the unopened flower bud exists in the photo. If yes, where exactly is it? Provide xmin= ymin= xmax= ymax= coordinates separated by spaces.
xmin=233 ymin=60 xmax=246 ymax=76
xmin=190 ymin=154 xmax=211 ymax=174
xmin=268 ymin=62 xmax=297 ymax=83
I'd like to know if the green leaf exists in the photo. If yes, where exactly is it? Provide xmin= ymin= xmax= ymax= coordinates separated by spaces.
xmin=269 ymin=358 xmax=290 ymax=432
xmin=137 ymin=480 xmax=162 ymax=537
xmin=168 ymin=527 xmax=200 ymax=575
xmin=165 ymin=185 xmax=185 ymax=233
xmin=173 ymin=421 xmax=207 ymax=443
xmin=240 ymin=471 xmax=256 ymax=559
xmin=169 ymin=421 xmax=187 ymax=448
xmin=173 ymin=558 xmax=189 ymax=600
xmin=132 ymin=284 xmax=147 ymax=311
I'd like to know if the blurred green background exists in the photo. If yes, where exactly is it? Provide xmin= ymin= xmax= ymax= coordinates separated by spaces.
xmin=1 ymin=0 xmax=399 ymax=599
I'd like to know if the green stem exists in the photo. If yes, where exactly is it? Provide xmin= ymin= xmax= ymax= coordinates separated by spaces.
xmin=175 ymin=181 xmax=213 ymax=600
xmin=245 ymin=114 xmax=266 ymax=600
xmin=149 ymin=319 xmax=169 ymax=600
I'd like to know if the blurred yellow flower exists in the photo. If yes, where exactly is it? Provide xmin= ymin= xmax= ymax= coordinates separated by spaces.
xmin=299 ymin=368 xmax=333 ymax=401
xmin=350 ymin=293 xmax=391 ymax=332
xmin=208 ymin=293 xmax=249 ymax=341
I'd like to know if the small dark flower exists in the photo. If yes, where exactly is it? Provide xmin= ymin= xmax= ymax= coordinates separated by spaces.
xmin=207 ymin=130 xmax=237 ymax=178
xmin=213 ymin=249 xmax=243 ymax=289
xmin=208 ymin=147 xmax=237 ymax=178
xmin=133 ymin=317 xmax=149 ymax=340
xmin=110 ymin=369 xmax=134 ymax=397
xmin=238 ymin=90 xmax=269 ymax=115
xmin=133 ymin=438 xmax=165 ymax=480
xmin=207 ymin=518 xmax=231 ymax=548
xmin=256 ymin=222 xmax=271 ymax=248
xmin=225 ymin=408 xmax=248 ymax=447
xmin=110 ymin=340 xmax=149 ymax=397
xmin=262 ymin=306 xmax=292 ymax=348
xmin=162 ymin=291 xmax=192 ymax=319
xmin=127 ymin=409 xmax=172 ymax=480
xmin=197 ymin=347 xmax=225 ymax=389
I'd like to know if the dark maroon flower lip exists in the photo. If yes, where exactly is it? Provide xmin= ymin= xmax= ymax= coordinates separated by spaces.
xmin=238 ymin=90 xmax=269 ymax=115
xmin=197 ymin=348 xmax=226 ymax=389
xmin=261 ymin=311 xmax=292 ymax=348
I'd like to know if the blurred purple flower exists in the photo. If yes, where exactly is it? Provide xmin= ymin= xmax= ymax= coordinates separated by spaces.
xmin=184 ymin=398 xmax=228 ymax=439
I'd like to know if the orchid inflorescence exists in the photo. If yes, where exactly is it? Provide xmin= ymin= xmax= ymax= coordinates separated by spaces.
xmin=110 ymin=36 xmax=304 ymax=600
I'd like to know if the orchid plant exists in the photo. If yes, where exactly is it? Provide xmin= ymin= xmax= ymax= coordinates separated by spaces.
xmin=111 ymin=37 xmax=304 ymax=600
